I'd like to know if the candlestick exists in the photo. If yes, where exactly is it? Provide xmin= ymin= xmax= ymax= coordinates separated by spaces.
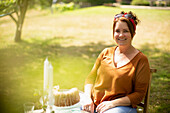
xmin=48 ymin=63 xmax=53 ymax=106
xmin=44 ymin=58 xmax=49 ymax=92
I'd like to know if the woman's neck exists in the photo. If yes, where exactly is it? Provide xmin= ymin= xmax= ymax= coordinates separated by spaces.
xmin=117 ymin=45 xmax=135 ymax=54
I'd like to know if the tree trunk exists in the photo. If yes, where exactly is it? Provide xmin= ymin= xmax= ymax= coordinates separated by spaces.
xmin=14 ymin=0 xmax=28 ymax=42
xmin=15 ymin=22 xmax=22 ymax=42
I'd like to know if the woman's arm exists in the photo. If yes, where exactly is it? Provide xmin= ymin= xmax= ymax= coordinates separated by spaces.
xmin=83 ymin=48 xmax=107 ymax=112
xmin=127 ymin=55 xmax=150 ymax=107
xmin=84 ymin=84 xmax=93 ymax=97
xmin=82 ymin=84 xmax=94 ymax=113
xmin=110 ymin=96 xmax=131 ymax=106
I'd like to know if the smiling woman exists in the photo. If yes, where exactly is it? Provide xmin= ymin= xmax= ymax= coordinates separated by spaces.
xmin=113 ymin=11 xmax=140 ymax=68
xmin=83 ymin=11 xmax=150 ymax=113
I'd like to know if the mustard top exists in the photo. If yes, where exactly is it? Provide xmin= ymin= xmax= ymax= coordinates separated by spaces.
xmin=85 ymin=46 xmax=150 ymax=108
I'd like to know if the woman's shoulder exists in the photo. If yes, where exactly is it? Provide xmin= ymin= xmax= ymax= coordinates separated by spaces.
xmin=100 ymin=46 xmax=116 ymax=56
xmin=97 ymin=46 xmax=116 ymax=59
xmin=102 ymin=46 xmax=117 ymax=53
xmin=136 ymin=50 xmax=149 ymax=62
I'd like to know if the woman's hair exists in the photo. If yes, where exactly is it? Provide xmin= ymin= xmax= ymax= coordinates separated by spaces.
xmin=113 ymin=11 xmax=140 ymax=38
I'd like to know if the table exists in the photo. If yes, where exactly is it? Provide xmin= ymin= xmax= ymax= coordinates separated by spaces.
xmin=33 ymin=109 xmax=89 ymax=113
xmin=33 ymin=91 xmax=89 ymax=113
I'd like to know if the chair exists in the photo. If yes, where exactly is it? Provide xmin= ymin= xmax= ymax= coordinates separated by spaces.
xmin=137 ymin=68 xmax=157 ymax=113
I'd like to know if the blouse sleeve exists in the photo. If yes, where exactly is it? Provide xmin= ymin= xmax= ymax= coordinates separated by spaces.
xmin=85 ymin=48 xmax=108 ymax=85
xmin=127 ymin=55 xmax=150 ymax=108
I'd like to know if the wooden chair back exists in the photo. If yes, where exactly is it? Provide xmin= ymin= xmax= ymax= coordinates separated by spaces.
xmin=137 ymin=68 xmax=157 ymax=113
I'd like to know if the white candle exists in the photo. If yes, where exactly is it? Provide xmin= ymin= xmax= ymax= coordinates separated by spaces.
xmin=48 ymin=63 xmax=53 ymax=106
xmin=44 ymin=58 xmax=49 ymax=92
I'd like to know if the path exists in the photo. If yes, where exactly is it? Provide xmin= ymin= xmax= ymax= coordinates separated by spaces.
xmin=120 ymin=5 xmax=170 ymax=10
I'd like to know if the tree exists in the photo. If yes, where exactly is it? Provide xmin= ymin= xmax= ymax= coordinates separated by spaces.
xmin=13 ymin=0 xmax=29 ymax=42
xmin=0 ymin=0 xmax=29 ymax=42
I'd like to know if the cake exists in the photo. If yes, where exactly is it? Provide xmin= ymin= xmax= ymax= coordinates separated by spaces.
xmin=53 ymin=87 xmax=80 ymax=107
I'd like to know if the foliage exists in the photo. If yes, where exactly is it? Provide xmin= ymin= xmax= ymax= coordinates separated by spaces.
xmin=120 ymin=0 xmax=132 ymax=5
xmin=52 ymin=2 xmax=79 ymax=12
xmin=39 ymin=0 xmax=52 ymax=9
xmin=62 ymin=0 xmax=73 ymax=3
xmin=0 ymin=0 xmax=16 ymax=15
xmin=60 ymin=0 xmax=116 ymax=5
xmin=131 ymin=0 xmax=150 ymax=6
xmin=89 ymin=0 xmax=116 ymax=5
xmin=27 ymin=0 xmax=52 ymax=9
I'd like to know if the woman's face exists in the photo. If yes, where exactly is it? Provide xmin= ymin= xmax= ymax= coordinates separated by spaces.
xmin=114 ymin=20 xmax=133 ymax=47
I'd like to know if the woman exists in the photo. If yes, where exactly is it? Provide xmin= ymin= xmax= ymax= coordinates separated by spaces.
xmin=82 ymin=11 xmax=150 ymax=113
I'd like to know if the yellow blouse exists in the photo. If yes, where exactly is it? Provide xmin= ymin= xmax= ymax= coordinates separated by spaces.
xmin=85 ymin=46 xmax=150 ymax=108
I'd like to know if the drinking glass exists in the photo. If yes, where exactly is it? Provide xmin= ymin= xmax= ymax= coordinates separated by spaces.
xmin=23 ymin=102 xmax=35 ymax=113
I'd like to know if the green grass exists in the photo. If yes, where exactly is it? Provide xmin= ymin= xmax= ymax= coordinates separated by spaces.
xmin=0 ymin=6 xmax=170 ymax=113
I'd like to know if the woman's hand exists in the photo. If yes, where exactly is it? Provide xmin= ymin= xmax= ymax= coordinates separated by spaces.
xmin=82 ymin=97 xmax=94 ymax=113
xmin=96 ymin=101 xmax=116 ymax=113
xmin=96 ymin=96 xmax=131 ymax=113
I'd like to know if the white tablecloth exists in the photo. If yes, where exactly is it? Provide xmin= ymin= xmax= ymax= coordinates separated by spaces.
xmin=33 ymin=109 xmax=88 ymax=113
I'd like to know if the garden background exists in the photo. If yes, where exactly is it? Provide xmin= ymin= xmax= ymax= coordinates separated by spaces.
xmin=0 ymin=1 xmax=170 ymax=113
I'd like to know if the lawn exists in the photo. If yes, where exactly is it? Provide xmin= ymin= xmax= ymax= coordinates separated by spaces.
xmin=0 ymin=6 xmax=170 ymax=113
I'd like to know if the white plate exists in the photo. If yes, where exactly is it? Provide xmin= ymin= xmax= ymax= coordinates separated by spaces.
xmin=53 ymin=102 xmax=81 ymax=110
xmin=39 ymin=90 xmax=85 ymax=110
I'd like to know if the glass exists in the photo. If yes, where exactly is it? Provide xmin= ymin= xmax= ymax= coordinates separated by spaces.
xmin=114 ymin=14 xmax=133 ymax=20
xmin=23 ymin=102 xmax=35 ymax=113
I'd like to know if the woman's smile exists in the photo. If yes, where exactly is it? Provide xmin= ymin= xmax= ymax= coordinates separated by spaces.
xmin=118 ymin=38 xmax=127 ymax=41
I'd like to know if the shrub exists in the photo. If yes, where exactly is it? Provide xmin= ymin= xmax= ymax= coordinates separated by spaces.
xmin=90 ymin=0 xmax=116 ymax=5
xmin=52 ymin=2 xmax=79 ymax=12
xmin=131 ymin=0 xmax=150 ymax=6
xmin=120 ymin=0 xmax=132 ymax=5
